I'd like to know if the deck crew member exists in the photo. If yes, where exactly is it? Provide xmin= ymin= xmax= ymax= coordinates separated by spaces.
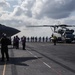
xmin=21 ymin=36 xmax=26 ymax=50
xmin=0 ymin=33 xmax=9 ymax=61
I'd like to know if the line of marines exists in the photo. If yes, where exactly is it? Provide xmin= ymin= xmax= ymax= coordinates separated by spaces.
xmin=0 ymin=33 xmax=56 ymax=62
xmin=0 ymin=33 xmax=26 ymax=62
xmin=13 ymin=35 xmax=26 ymax=50
xmin=22 ymin=36 xmax=51 ymax=42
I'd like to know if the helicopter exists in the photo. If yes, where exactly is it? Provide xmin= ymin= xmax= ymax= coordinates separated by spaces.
xmin=0 ymin=24 xmax=20 ymax=44
xmin=26 ymin=24 xmax=75 ymax=43
xmin=0 ymin=24 xmax=20 ymax=37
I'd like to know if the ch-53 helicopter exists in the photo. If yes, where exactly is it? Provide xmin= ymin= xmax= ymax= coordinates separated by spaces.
xmin=0 ymin=23 xmax=20 ymax=37
xmin=0 ymin=23 xmax=20 ymax=44
xmin=26 ymin=24 xmax=75 ymax=43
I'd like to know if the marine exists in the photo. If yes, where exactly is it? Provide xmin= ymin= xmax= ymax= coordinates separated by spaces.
xmin=0 ymin=33 xmax=9 ymax=61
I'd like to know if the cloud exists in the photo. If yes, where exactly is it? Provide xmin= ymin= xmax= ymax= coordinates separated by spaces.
xmin=10 ymin=6 xmax=24 ymax=16
xmin=1 ymin=0 xmax=75 ymax=27
xmin=0 ymin=0 xmax=75 ymax=37
xmin=11 ymin=0 xmax=75 ymax=19
xmin=0 ymin=1 xmax=10 ymax=8
xmin=32 ymin=0 xmax=75 ymax=19
xmin=10 ymin=0 xmax=35 ymax=17
xmin=0 ymin=1 xmax=10 ymax=17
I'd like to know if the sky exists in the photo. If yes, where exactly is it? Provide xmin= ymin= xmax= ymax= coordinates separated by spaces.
xmin=0 ymin=0 xmax=75 ymax=37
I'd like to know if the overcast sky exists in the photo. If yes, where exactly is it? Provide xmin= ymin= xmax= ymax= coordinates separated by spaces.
xmin=0 ymin=0 xmax=75 ymax=37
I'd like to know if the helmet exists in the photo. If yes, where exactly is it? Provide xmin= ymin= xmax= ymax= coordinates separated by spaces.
xmin=2 ymin=33 xmax=6 ymax=37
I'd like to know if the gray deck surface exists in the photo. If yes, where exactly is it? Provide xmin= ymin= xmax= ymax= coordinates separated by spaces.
xmin=0 ymin=42 xmax=75 ymax=75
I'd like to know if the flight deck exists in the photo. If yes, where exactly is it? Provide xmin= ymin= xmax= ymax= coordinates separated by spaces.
xmin=0 ymin=42 xmax=75 ymax=75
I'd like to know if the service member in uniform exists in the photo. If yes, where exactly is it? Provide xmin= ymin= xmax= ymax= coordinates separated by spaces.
xmin=53 ymin=35 xmax=57 ymax=45
xmin=0 ymin=33 xmax=9 ymax=61
xmin=21 ymin=36 xmax=26 ymax=50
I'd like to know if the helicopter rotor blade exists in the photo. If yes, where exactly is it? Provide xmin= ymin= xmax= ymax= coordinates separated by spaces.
xmin=26 ymin=24 xmax=75 ymax=28
xmin=26 ymin=25 xmax=58 ymax=27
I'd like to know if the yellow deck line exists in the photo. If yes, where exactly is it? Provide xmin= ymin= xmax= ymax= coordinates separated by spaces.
xmin=2 ymin=62 xmax=6 ymax=75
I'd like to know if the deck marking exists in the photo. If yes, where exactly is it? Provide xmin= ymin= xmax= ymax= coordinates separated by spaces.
xmin=43 ymin=62 xmax=51 ymax=68
xmin=34 ymin=55 xmax=37 ymax=58
xmin=28 ymin=51 xmax=33 ymax=54
xmin=27 ymin=50 xmax=38 ymax=58
xmin=27 ymin=49 xmax=62 ymax=75
xmin=2 ymin=62 xmax=6 ymax=75
xmin=43 ymin=62 xmax=62 ymax=75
